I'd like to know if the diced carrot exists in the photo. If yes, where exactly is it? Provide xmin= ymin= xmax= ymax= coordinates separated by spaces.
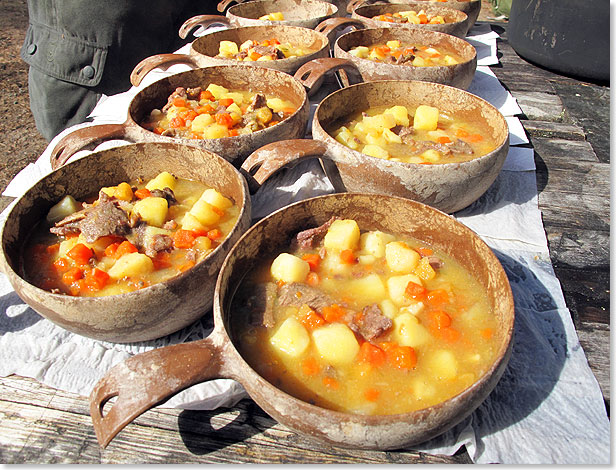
xmin=357 ymin=342 xmax=386 ymax=367
xmin=364 ymin=388 xmax=380 ymax=402
xmin=134 ymin=188 xmax=151 ymax=199
xmin=207 ymin=229 xmax=223 ymax=240
xmin=301 ymin=253 xmax=321 ymax=271
xmin=480 ymin=328 xmax=494 ymax=339
xmin=52 ymin=257 xmax=70 ymax=273
xmin=173 ymin=98 xmax=187 ymax=108
xmin=184 ymin=110 xmax=198 ymax=122
xmin=152 ymin=251 xmax=172 ymax=270
xmin=437 ymin=136 xmax=451 ymax=144
xmin=114 ymin=240 xmax=138 ymax=259
xmin=321 ymin=304 xmax=346 ymax=323
xmin=405 ymin=281 xmax=427 ymax=301
xmin=153 ymin=127 xmax=165 ymax=135
xmin=416 ymin=246 xmax=433 ymax=257
xmin=104 ymin=242 xmax=121 ymax=258
xmin=380 ymin=342 xmax=417 ymax=370
xmin=306 ymin=271 xmax=320 ymax=286
xmin=436 ymin=326 xmax=461 ymax=343
xmin=340 ymin=249 xmax=357 ymax=265
xmin=219 ymin=98 xmax=234 ymax=107
xmin=277 ymin=279 xmax=285 ymax=288
xmin=67 ymin=243 xmax=94 ymax=265
xmin=391 ymin=49 xmax=403 ymax=59
xmin=197 ymin=104 xmax=215 ymax=114
xmin=426 ymin=289 xmax=449 ymax=307
xmin=322 ymin=376 xmax=339 ymax=389
xmin=228 ymin=128 xmax=239 ymax=137
xmin=418 ymin=13 xmax=428 ymax=23
xmin=429 ymin=309 xmax=452 ymax=329
xmin=301 ymin=357 xmax=320 ymax=376
xmin=84 ymin=268 xmax=110 ymax=291
xmin=62 ymin=267 xmax=84 ymax=285
xmin=465 ymin=133 xmax=484 ymax=143
xmin=375 ymin=45 xmax=390 ymax=55
xmin=249 ymin=51 xmax=262 ymax=61
xmin=214 ymin=113 xmax=234 ymax=127
xmin=173 ymin=229 xmax=196 ymax=249
xmin=300 ymin=308 xmax=325 ymax=330
xmin=68 ymin=278 xmax=87 ymax=296
xmin=200 ymin=90 xmax=215 ymax=101
xmin=281 ymin=107 xmax=296 ymax=115
xmin=178 ymin=260 xmax=196 ymax=272
xmin=455 ymin=128 xmax=469 ymax=138
xmin=169 ymin=116 xmax=186 ymax=128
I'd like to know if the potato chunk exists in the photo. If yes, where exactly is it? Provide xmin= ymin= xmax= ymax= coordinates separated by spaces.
xmin=362 ymin=144 xmax=389 ymax=159
xmin=46 ymin=195 xmax=81 ymax=224
xmin=384 ymin=105 xmax=410 ymax=127
xmin=413 ymin=105 xmax=439 ymax=131
xmin=345 ymin=274 xmax=387 ymax=305
xmin=270 ymin=253 xmax=310 ymax=283
xmin=181 ymin=212 xmax=208 ymax=232
xmin=393 ymin=312 xmax=431 ymax=348
xmin=200 ymin=188 xmax=233 ymax=211
xmin=191 ymin=113 xmax=215 ymax=133
xmin=218 ymin=40 xmax=239 ymax=57
xmin=108 ymin=252 xmax=154 ymax=279
xmin=426 ymin=349 xmax=458 ymax=380
xmin=387 ymin=273 xmax=423 ymax=306
xmin=312 ymin=323 xmax=359 ymax=366
xmin=270 ymin=317 xmax=310 ymax=358
xmin=360 ymin=231 xmax=395 ymax=258
xmin=385 ymin=241 xmax=420 ymax=273
xmin=203 ymin=123 xmax=230 ymax=139
xmin=132 ymin=197 xmax=168 ymax=228
xmin=205 ymin=83 xmax=229 ymax=100
xmin=189 ymin=199 xmax=221 ymax=226
xmin=323 ymin=219 xmax=360 ymax=251
xmin=145 ymin=171 xmax=177 ymax=192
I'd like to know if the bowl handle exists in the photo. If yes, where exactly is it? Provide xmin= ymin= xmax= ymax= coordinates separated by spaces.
xmin=240 ymin=139 xmax=329 ymax=193
xmin=346 ymin=0 xmax=370 ymax=13
xmin=89 ymin=334 xmax=226 ymax=448
xmin=179 ymin=15 xmax=231 ymax=39
xmin=293 ymin=57 xmax=362 ymax=96
xmin=314 ymin=17 xmax=365 ymax=43
xmin=217 ymin=0 xmax=239 ymax=12
xmin=49 ymin=124 xmax=129 ymax=170
xmin=130 ymin=54 xmax=198 ymax=87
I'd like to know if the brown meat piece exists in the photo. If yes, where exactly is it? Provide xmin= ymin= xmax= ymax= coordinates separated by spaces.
xmin=144 ymin=234 xmax=173 ymax=258
xmin=447 ymin=138 xmax=475 ymax=155
xmin=349 ymin=304 xmax=392 ymax=341
xmin=247 ymin=93 xmax=267 ymax=112
xmin=186 ymin=87 xmax=202 ymax=100
xmin=241 ymin=282 xmax=278 ymax=327
xmin=253 ymin=45 xmax=284 ymax=59
xmin=277 ymin=283 xmax=334 ymax=311
xmin=150 ymin=187 xmax=177 ymax=206
xmin=292 ymin=216 xmax=338 ymax=250
xmin=427 ymin=255 xmax=444 ymax=270
xmin=162 ymin=87 xmax=187 ymax=112
xmin=396 ymin=52 xmax=415 ymax=65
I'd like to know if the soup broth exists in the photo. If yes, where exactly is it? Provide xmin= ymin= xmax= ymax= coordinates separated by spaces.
xmin=348 ymin=40 xmax=464 ymax=67
xmin=232 ymin=218 xmax=499 ymax=415
xmin=23 ymin=172 xmax=239 ymax=297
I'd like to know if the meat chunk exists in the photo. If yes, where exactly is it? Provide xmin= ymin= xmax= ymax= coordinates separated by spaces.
xmin=162 ymin=87 xmax=188 ymax=112
xmin=349 ymin=304 xmax=392 ymax=341
xmin=144 ymin=234 xmax=173 ymax=258
xmin=186 ymin=87 xmax=202 ymax=100
xmin=253 ymin=45 xmax=285 ymax=59
xmin=240 ymin=282 xmax=278 ymax=327
xmin=277 ymin=283 xmax=334 ymax=310
xmin=51 ymin=192 xmax=131 ymax=243
xmin=292 ymin=216 xmax=338 ymax=250
xmin=247 ymin=93 xmax=267 ymax=112
xmin=427 ymin=255 xmax=444 ymax=270
xmin=446 ymin=138 xmax=475 ymax=155
xmin=396 ymin=49 xmax=416 ymax=65
xmin=150 ymin=187 xmax=177 ymax=206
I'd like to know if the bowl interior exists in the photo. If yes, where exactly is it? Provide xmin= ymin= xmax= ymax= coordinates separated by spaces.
xmin=192 ymin=25 xmax=329 ymax=57
xmin=336 ymin=27 xmax=476 ymax=63
xmin=354 ymin=2 xmax=467 ymax=24
xmin=216 ymin=193 xmax=513 ymax=446
xmin=315 ymin=80 xmax=508 ymax=150
xmin=229 ymin=0 xmax=337 ymax=20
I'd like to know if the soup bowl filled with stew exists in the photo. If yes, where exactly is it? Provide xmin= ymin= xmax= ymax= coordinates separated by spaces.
xmin=327 ymin=26 xmax=477 ymax=89
xmin=130 ymin=25 xmax=331 ymax=87
xmin=350 ymin=2 xmax=468 ymax=38
xmin=346 ymin=0 xmax=481 ymax=36
xmin=0 ymin=142 xmax=251 ymax=343
xmin=241 ymin=78 xmax=509 ymax=214
xmin=88 ymin=193 xmax=514 ymax=449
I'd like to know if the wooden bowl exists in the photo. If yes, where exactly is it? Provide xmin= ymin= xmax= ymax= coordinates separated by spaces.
xmin=351 ymin=2 xmax=468 ymax=38
xmin=333 ymin=27 xmax=477 ymax=89
xmin=347 ymin=0 xmax=481 ymax=35
xmin=0 ymin=143 xmax=251 ymax=343
xmin=88 ymin=193 xmax=514 ymax=449
xmin=130 ymin=25 xmax=330 ymax=87
xmin=242 ymin=78 xmax=509 ymax=214
xmin=218 ymin=0 xmax=352 ymax=17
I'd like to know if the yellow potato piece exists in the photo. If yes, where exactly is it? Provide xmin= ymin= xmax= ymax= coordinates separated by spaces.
xmin=270 ymin=253 xmax=310 ymax=283
xmin=108 ymin=252 xmax=154 ymax=280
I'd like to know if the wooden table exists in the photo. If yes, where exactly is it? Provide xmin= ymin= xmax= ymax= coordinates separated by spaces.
xmin=0 ymin=22 xmax=609 ymax=464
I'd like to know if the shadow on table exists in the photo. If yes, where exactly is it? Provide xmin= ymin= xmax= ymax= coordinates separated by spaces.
xmin=0 ymin=291 xmax=43 ymax=333
xmin=177 ymin=399 xmax=275 ymax=455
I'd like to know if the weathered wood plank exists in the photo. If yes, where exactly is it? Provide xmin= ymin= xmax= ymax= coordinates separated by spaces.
xmin=575 ymin=322 xmax=610 ymax=405
xmin=521 ymin=120 xmax=586 ymax=141
xmin=0 ymin=375 xmax=471 ymax=464
xmin=512 ymin=91 xmax=565 ymax=122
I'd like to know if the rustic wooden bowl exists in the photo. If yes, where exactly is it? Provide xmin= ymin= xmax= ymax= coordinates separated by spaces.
xmin=218 ymin=0 xmax=352 ymax=17
xmin=0 ymin=143 xmax=251 ymax=343
xmin=351 ymin=2 xmax=468 ymax=38
xmin=49 ymin=66 xmax=311 ymax=170
xmin=332 ymin=27 xmax=477 ymax=89
xmin=241 ymin=78 xmax=509 ymax=214
xmin=88 ymin=193 xmax=514 ymax=449
xmin=130 ymin=25 xmax=330 ymax=87
xmin=346 ymin=0 xmax=481 ymax=35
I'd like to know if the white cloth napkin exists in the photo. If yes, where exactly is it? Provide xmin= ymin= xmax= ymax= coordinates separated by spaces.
xmin=0 ymin=25 xmax=609 ymax=464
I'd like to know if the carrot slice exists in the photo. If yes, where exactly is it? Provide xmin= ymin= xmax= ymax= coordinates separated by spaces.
xmin=67 ymin=243 xmax=94 ymax=265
